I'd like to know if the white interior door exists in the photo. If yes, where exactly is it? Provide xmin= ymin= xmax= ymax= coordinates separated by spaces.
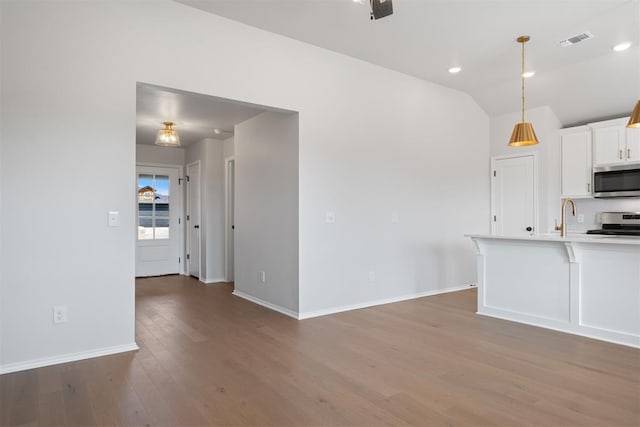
xmin=225 ymin=158 xmax=235 ymax=282
xmin=492 ymin=154 xmax=537 ymax=236
xmin=187 ymin=161 xmax=201 ymax=278
xmin=136 ymin=166 xmax=181 ymax=276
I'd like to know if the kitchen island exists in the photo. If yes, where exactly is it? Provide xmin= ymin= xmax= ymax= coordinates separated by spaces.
xmin=467 ymin=234 xmax=640 ymax=348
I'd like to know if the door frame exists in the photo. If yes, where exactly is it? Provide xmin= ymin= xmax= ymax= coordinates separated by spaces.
xmin=186 ymin=160 xmax=202 ymax=281
xmin=224 ymin=156 xmax=235 ymax=283
xmin=135 ymin=162 xmax=185 ymax=275
xmin=490 ymin=152 xmax=538 ymax=235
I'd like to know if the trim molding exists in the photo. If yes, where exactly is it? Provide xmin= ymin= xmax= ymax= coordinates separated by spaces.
xmin=0 ymin=342 xmax=139 ymax=375
xmin=298 ymin=284 xmax=475 ymax=320
xmin=233 ymin=284 xmax=475 ymax=321
xmin=203 ymin=277 xmax=226 ymax=284
xmin=232 ymin=291 xmax=299 ymax=319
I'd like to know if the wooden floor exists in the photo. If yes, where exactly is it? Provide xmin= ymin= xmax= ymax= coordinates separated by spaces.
xmin=2 ymin=275 xmax=639 ymax=426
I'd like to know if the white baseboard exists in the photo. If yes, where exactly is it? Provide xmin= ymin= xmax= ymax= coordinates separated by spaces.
xmin=203 ymin=277 xmax=227 ymax=284
xmin=298 ymin=284 xmax=475 ymax=320
xmin=232 ymin=290 xmax=299 ymax=319
xmin=233 ymin=284 xmax=475 ymax=321
xmin=0 ymin=342 xmax=139 ymax=375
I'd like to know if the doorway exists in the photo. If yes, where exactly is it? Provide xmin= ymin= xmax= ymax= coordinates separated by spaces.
xmin=491 ymin=153 xmax=538 ymax=236
xmin=186 ymin=161 xmax=201 ymax=279
xmin=225 ymin=157 xmax=235 ymax=282
xmin=135 ymin=165 xmax=182 ymax=276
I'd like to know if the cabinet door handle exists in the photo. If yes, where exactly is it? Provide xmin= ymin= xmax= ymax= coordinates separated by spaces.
xmin=619 ymin=149 xmax=623 ymax=159
xmin=628 ymin=148 xmax=632 ymax=159
xmin=587 ymin=183 xmax=590 ymax=192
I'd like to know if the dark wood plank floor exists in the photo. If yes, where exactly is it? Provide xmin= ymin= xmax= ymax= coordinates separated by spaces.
xmin=1 ymin=275 xmax=639 ymax=426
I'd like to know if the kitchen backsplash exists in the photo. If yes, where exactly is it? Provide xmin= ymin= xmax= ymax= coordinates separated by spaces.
xmin=564 ymin=198 xmax=640 ymax=233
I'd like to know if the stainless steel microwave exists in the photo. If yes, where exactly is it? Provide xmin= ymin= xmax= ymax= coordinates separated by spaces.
xmin=593 ymin=164 xmax=640 ymax=198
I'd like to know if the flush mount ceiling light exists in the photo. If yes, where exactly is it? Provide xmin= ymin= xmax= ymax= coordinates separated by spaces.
xmin=628 ymin=100 xmax=640 ymax=128
xmin=522 ymin=71 xmax=536 ymax=78
xmin=155 ymin=121 xmax=180 ymax=147
xmin=508 ymin=35 xmax=539 ymax=147
xmin=214 ymin=128 xmax=234 ymax=137
xmin=613 ymin=41 xmax=632 ymax=52
xmin=448 ymin=66 xmax=462 ymax=74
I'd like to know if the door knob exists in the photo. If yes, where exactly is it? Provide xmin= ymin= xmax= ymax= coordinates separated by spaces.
xmin=526 ymin=226 xmax=533 ymax=232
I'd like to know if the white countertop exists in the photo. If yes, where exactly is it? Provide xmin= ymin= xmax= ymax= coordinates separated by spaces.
xmin=466 ymin=233 xmax=640 ymax=246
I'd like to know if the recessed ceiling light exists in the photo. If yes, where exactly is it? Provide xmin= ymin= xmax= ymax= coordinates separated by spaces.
xmin=522 ymin=71 xmax=536 ymax=78
xmin=448 ymin=67 xmax=461 ymax=74
xmin=613 ymin=42 xmax=632 ymax=52
xmin=213 ymin=129 xmax=222 ymax=135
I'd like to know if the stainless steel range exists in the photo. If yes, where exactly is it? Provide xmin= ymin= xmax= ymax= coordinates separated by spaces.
xmin=587 ymin=212 xmax=640 ymax=236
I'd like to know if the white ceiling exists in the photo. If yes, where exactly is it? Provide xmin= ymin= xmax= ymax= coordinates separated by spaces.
xmin=136 ymin=83 xmax=268 ymax=147
xmin=176 ymin=0 xmax=640 ymax=127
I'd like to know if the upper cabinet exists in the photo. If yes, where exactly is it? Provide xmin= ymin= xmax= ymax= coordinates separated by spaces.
xmin=560 ymin=116 xmax=640 ymax=198
xmin=560 ymin=126 xmax=592 ymax=198
xmin=627 ymin=126 xmax=640 ymax=163
xmin=592 ymin=118 xmax=640 ymax=166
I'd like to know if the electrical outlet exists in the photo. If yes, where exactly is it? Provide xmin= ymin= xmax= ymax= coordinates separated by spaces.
xmin=577 ymin=214 xmax=584 ymax=223
xmin=325 ymin=212 xmax=335 ymax=224
xmin=53 ymin=306 xmax=67 ymax=324
xmin=368 ymin=271 xmax=376 ymax=283
xmin=259 ymin=271 xmax=266 ymax=284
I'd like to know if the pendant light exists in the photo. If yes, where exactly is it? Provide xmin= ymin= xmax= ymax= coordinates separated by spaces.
xmin=627 ymin=100 xmax=640 ymax=128
xmin=155 ymin=121 xmax=180 ymax=147
xmin=508 ymin=35 xmax=539 ymax=147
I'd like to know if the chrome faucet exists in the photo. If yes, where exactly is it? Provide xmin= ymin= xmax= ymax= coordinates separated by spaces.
xmin=555 ymin=198 xmax=577 ymax=237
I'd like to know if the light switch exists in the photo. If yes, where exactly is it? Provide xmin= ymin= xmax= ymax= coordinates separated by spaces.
xmin=108 ymin=211 xmax=120 ymax=227
xmin=391 ymin=212 xmax=399 ymax=224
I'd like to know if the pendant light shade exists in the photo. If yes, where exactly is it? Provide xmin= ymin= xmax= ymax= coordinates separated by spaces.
xmin=627 ymin=100 xmax=640 ymax=128
xmin=508 ymin=35 xmax=539 ymax=147
xmin=155 ymin=121 xmax=180 ymax=147
xmin=508 ymin=122 xmax=539 ymax=147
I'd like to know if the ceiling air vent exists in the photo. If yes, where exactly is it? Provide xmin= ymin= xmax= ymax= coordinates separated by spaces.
xmin=559 ymin=31 xmax=594 ymax=47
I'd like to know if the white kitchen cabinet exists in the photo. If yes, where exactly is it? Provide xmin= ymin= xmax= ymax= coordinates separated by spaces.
xmin=592 ymin=117 xmax=638 ymax=165
xmin=627 ymin=127 xmax=640 ymax=162
xmin=560 ymin=126 xmax=592 ymax=197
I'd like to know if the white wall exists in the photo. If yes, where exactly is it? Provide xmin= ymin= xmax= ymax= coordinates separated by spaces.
xmin=223 ymin=137 xmax=235 ymax=159
xmin=1 ymin=2 xmax=139 ymax=369
xmin=234 ymin=112 xmax=299 ymax=313
xmin=298 ymin=82 xmax=489 ymax=315
xmin=186 ymin=139 xmax=225 ymax=283
xmin=0 ymin=0 xmax=489 ymax=369
xmin=490 ymin=106 xmax=563 ymax=234
xmin=136 ymin=144 xmax=185 ymax=166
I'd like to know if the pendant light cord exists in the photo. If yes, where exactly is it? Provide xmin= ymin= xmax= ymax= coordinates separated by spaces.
xmin=521 ymin=38 xmax=525 ymax=123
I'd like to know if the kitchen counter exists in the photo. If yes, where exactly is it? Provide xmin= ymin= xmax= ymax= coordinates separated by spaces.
xmin=467 ymin=234 xmax=640 ymax=348
xmin=467 ymin=233 xmax=640 ymax=245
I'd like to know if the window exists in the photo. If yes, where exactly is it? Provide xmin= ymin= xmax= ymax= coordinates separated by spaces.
xmin=137 ymin=174 xmax=170 ymax=240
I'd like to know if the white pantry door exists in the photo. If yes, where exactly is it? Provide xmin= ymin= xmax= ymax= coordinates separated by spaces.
xmin=225 ymin=158 xmax=235 ymax=282
xmin=136 ymin=166 xmax=181 ymax=277
xmin=492 ymin=154 xmax=537 ymax=236
xmin=186 ymin=161 xmax=201 ymax=279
